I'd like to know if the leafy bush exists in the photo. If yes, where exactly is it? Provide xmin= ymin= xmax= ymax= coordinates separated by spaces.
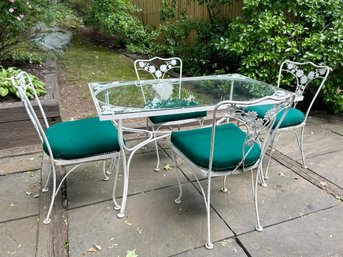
xmin=0 ymin=0 xmax=50 ymax=62
xmin=47 ymin=2 xmax=84 ymax=30
xmin=153 ymin=0 xmax=237 ymax=76
xmin=89 ymin=0 xmax=157 ymax=53
xmin=216 ymin=0 xmax=343 ymax=113
xmin=0 ymin=66 xmax=46 ymax=99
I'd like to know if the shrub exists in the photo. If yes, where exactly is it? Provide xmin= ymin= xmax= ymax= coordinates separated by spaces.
xmin=89 ymin=0 xmax=156 ymax=53
xmin=152 ymin=0 xmax=237 ymax=76
xmin=216 ymin=0 xmax=343 ymax=113
xmin=0 ymin=0 xmax=49 ymax=62
xmin=0 ymin=66 xmax=46 ymax=99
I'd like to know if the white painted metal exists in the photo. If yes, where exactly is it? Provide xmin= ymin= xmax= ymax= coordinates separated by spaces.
xmin=89 ymin=73 xmax=296 ymax=221
xmin=264 ymin=60 xmax=331 ymax=180
xmin=134 ymin=56 xmax=205 ymax=171
xmin=12 ymin=72 xmax=123 ymax=224
xmin=171 ymin=95 xmax=295 ymax=249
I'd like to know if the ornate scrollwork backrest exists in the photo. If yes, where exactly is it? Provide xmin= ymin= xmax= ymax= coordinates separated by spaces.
xmin=11 ymin=72 xmax=50 ymax=144
xmin=215 ymin=97 xmax=292 ymax=171
xmin=134 ymin=57 xmax=183 ymax=103
xmin=277 ymin=60 xmax=331 ymax=110
xmin=134 ymin=57 xmax=182 ymax=81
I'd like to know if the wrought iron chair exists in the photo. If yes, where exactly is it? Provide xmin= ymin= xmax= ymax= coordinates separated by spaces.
xmin=247 ymin=60 xmax=331 ymax=180
xmin=134 ymin=56 xmax=207 ymax=171
xmin=12 ymin=72 xmax=124 ymax=224
xmin=170 ymin=94 xmax=294 ymax=249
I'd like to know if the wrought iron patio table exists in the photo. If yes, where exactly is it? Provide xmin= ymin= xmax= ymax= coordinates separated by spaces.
xmin=88 ymin=73 xmax=296 ymax=218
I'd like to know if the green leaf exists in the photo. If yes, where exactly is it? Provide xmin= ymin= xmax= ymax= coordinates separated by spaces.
xmin=126 ymin=249 xmax=138 ymax=257
xmin=0 ymin=87 xmax=9 ymax=97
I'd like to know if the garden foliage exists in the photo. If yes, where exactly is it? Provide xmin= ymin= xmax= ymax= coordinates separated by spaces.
xmin=0 ymin=66 xmax=46 ymax=99
xmin=89 ymin=0 xmax=157 ymax=53
xmin=216 ymin=0 xmax=343 ymax=113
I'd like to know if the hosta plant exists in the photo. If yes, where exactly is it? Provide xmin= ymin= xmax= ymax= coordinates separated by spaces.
xmin=0 ymin=66 xmax=46 ymax=99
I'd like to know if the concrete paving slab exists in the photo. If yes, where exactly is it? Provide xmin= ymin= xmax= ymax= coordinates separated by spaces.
xmin=0 ymin=153 xmax=42 ymax=175
xmin=306 ymin=150 xmax=343 ymax=189
xmin=173 ymin=239 xmax=247 ymax=256
xmin=0 ymin=171 xmax=40 ymax=222
xmin=273 ymin=128 xmax=343 ymax=162
xmin=238 ymin=204 xmax=343 ymax=257
xmin=192 ymin=164 xmax=339 ymax=235
xmin=306 ymin=112 xmax=343 ymax=135
xmin=67 ymin=151 xmax=186 ymax=209
xmin=0 ymin=216 xmax=38 ymax=257
xmin=68 ymin=184 xmax=233 ymax=257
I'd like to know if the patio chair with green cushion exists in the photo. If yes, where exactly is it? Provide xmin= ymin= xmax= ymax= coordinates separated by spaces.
xmin=246 ymin=60 xmax=331 ymax=181
xmin=134 ymin=56 xmax=207 ymax=171
xmin=170 ymin=94 xmax=294 ymax=249
xmin=12 ymin=72 xmax=124 ymax=224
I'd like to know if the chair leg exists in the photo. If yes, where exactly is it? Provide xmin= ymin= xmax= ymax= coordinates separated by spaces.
xmin=151 ymin=126 xmax=161 ymax=172
xmin=220 ymin=176 xmax=228 ymax=192
xmin=42 ymin=164 xmax=52 ymax=192
xmin=205 ymin=176 xmax=213 ymax=250
xmin=263 ymin=130 xmax=277 ymax=184
xmin=299 ymin=126 xmax=307 ymax=168
xmin=172 ymin=152 xmax=183 ymax=204
xmin=118 ymin=150 xmax=129 ymax=219
xmin=102 ymin=157 xmax=118 ymax=181
xmin=111 ymin=156 xmax=121 ymax=210
xmin=43 ymin=162 xmax=57 ymax=224
xmin=252 ymin=166 xmax=263 ymax=232
xmin=102 ymin=160 xmax=110 ymax=181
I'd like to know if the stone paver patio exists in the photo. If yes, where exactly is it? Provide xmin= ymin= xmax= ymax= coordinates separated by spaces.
xmin=0 ymin=112 xmax=342 ymax=257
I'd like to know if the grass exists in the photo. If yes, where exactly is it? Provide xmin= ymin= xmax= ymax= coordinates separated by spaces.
xmin=60 ymin=32 xmax=137 ymax=85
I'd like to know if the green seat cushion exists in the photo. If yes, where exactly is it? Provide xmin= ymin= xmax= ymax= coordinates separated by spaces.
xmin=246 ymin=105 xmax=305 ymax=128
xmin=149 ymin=111 xmax=207 ymax=124
xmin=43 ymin=117 xmax=120 ymax=160
xmin=145 ymin=98 xmax=207 ymax=124
xmin=171 ymin=123 xmax=261 ymax=171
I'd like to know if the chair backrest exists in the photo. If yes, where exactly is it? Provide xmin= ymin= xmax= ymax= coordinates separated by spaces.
xmin=277 ymin=60 xmax=330 ymax=119
xmin=11 ymin=72 xmax=54 ymax=157
xmin=209 ymin=94 xmax=294 ymax=173
xmin=134 ymin=57 xmax=183 ymax=104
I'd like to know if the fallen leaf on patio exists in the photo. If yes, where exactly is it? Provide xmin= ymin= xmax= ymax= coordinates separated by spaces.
xmin=10 ymin=203 xmax=15 ymax=207
xmin=335 ymin=195 xmax=342 ymax=201
xmin=86 ymin=247 xmax=97 ymax=252
xmin=25 ymin=192 xmax=32 ymax=196
xmin=126 ymin=249 xmax=138 ymax=257
xmin=136 ymin=227 xmax=142 ymax=234
xmin=220 ymin=240 xmax=227 ymax=246
xmin=278 ymin=172 xmax=284 ymax=177
xmin=320 ymin=181 xmax=327 ymax=186
xmin=93 ymin=243 xmax=102 ymax=251
xmin=124 ymin=220 xmax=132 ymax=226
xmin=299 ymin=212 xmax=304 ymax=217
xmin=164 ymin=164 xmax=172 ymax=170
xmin=294 ymin=177 xmax=299 ymax=180
xmin=33 ymin=194 xmax=39 ymax=198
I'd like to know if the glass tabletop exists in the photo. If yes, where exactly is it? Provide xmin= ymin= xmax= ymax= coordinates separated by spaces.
xmin=89 ymin=74 xmax=290 ymax=120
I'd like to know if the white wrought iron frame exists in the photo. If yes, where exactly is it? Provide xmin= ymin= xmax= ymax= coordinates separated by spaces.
xmin=89 ymin=74 xmax=297 ymax=221
xmin=171 ymin=94 xmax=294 ymax=249
xmin=134 ymin=56 xmax=205 ymax=171
xmin=264 ymin=60 xmax=331 ymax=180
xmin=12 ymin=72 xmax=123 ymax=224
